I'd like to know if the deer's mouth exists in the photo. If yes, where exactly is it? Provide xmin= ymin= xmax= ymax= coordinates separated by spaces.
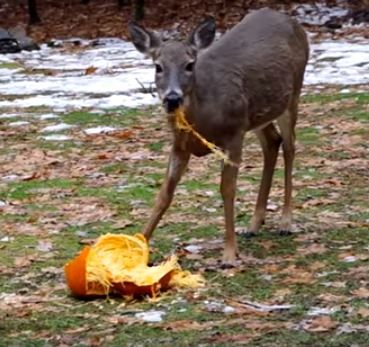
xmin=163 ymin=92 xmax=183 ymax=113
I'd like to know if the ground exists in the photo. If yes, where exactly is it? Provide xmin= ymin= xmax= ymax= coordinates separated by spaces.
xmin=0 ymin=83 xmax=368 ymax=346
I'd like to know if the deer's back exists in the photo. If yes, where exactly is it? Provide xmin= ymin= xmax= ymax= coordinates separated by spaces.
xmin=193 ymin=8 xmax=309 ymax=134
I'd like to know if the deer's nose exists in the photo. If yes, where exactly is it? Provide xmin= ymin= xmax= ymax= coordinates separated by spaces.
xmin=163 ymin=92 xmax=183 ymax=113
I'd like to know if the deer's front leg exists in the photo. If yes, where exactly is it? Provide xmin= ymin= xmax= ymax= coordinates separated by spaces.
xmin=143 ymin=147 xmax=190 ymax=240
xmin=220 ymin=146 xmax=242 ymax=265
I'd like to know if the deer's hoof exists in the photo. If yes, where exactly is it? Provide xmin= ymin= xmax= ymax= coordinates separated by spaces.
xmin=221 ymin=249 xmax=238 ymax=268
xmin=219 ymin=261 xmax=236 ymax=269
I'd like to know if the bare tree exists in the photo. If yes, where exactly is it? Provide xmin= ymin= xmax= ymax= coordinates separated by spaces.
xmin=134 ymin=0 xmax=145 ymax=21
xmin=28 ymin=0 xmax=41 ymax=24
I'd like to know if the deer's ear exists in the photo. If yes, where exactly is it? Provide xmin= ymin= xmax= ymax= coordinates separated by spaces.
xmin=188 ymin=16 xmax=216 ymax=50
xmin=128 ymin=22 xmax=161 ymax=55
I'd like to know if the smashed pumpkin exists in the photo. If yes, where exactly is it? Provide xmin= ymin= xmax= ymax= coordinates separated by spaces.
xmin=64 ymin=233 xmax=205 ymax=298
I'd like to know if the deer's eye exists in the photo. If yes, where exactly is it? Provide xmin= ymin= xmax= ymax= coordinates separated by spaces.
xmin=185 ymin=62 xmax=195 ymax=72
xmin=155 ymin=64 xmax=163 ymax=74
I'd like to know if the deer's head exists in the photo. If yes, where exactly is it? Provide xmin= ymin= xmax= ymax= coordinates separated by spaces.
xmin=129 ymin=18 xmax=216 ymax=112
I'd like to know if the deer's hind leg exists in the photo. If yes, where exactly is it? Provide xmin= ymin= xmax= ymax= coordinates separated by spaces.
xmin=246 ymin=123 xmax=282 ymax=236
xmin=277 ymin=103 xmax=298 ymax=235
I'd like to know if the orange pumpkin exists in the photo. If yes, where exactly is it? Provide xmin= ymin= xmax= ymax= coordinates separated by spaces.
xmin=64 ymin=246 xmax=91 ymax=296
xmin=64 ymin=233 xmax=205 ymax=298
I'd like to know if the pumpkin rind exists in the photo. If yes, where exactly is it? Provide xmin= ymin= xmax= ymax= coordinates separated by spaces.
xmin=64 ymin=233 xmax=205 ymax=298
xmin=64 ymin=246 xmax=90 ymax=297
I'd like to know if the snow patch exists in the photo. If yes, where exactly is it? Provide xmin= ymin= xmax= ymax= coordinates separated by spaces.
xmin=307 ymin=306 xmax=339 ymax=316
xmin=39 ymin=113 xmax=60 ymax=120
xmin=0 ymin=93 xmax=158 ymax=109
xmin=184 ymin=245 xmax=202 ymax=254
xmin=84 ymin=126 xmax=117 ymax=135
xmin=40 ymin=123 xmax=75 ymax=132
xmin=341 ymin=255 xmax=358 ymax=263
xmin=306 ymin=40 xmax=369 ymax=85
xmin=0 ymin=36 xmax=368 ymax=111
xmin=8 ymin=121 xmax=30 ymax=127
xmin=135 ymin=310 xmax=166 ymax=323
xmin=40 ymin=134 xmax=72 ymax=141
xmin=1 ymin=175 xmax=20 ymax=182
xmin=293 ymin=2 xmax=349 ymax=26
xmin=0 ymin=38 xmax=155 ymax=109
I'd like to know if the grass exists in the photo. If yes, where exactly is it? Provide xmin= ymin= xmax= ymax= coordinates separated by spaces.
xmin=0 ymin=62 xmax=22 ymax=69
xmin=301 ymin=91 xmax=369 ymax=105
xmin=1 ymin=88 xmax=369 ymax=346
xmin=61 ymin=108 xmax=144 ymax=127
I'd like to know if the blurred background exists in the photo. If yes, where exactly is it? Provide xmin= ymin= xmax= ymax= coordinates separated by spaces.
xmin=0 ymin=0 xmax=368 ymax=41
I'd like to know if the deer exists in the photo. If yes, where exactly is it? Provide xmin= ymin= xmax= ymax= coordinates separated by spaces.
xmin=128 ymin=8 xmax=309 ymax=265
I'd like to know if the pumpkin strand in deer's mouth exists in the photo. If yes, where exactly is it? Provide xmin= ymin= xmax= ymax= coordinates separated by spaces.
xmin=174 ymin=107 xmax=237 ymax=167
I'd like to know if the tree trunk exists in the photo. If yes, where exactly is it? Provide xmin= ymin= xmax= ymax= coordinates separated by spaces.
xmin=134 ymin=0 xmax=145 ymax=21
xmin=28 ymin=0 xmax=41 ymax=25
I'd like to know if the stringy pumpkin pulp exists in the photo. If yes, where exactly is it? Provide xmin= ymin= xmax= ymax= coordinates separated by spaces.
xmin=64 ymin=233 xmax=205 ymax=298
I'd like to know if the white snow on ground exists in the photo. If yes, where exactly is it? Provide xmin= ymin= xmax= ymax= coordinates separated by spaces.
xmin=306 ymin=40 xmax=369 ymax=85
xmin=293 ymin=2 xmax=349 ymax=26
xmin=8 ymin=121 xmax=30 ymax=127
xmin=40 ymin=134 xmax=72 ymax=141
xmin=40 ymin=123 xmax=75 ymax=132
xmin=0 ymin=38 xmax=157 ymax=110
xmin=84 ymin=126 xmax=118 ymax=135
xmin=0 ymin=34 xmax=368 ymax=111
xmin=0 ymin=92 xmax=157 ymax=109
xmin=39 ymin=113 xmax=59 ymax=120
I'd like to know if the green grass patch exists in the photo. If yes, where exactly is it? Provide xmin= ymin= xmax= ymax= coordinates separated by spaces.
xmin=301 ymin=92 xmax=369 ymax=105
xmin=0 ymin=62 xmax=22 ymax=69
xmin=61 ymin=108 xmax=143 ymax=127
xmin=0 ymin=178 xmax=81 ymax=200
xmin=297 ymin=126 xmax=321 ymax=146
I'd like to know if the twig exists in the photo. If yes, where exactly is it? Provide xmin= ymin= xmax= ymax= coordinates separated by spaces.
xmin=235 ymin=299 xmax=295 ymax=312
xmin=135 ymin=78 xmax=156 ymax=97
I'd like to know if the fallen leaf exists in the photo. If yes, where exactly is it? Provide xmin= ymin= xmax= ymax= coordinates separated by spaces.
xmin=95 ymin=153 xmax=113 ymax=160
xmin=302 ymin=198 xmax=335 ymax=208
xmin=317 ymin=293 xmax=348 ymax=303
xmin=65 ymin=326 xmax=90 ymax=334
xmin=161 ymin=320 xmax=206 ymax=332
xmin=14 ymin=255 xmax=36 ymax=268
xmin=351 ymin=287 xmax=369 ymax=299
xmin=321 ymin=281 xmax=347 ymax=288
xmin=108 ymin=130 xmax=134 ymax=140
xmin=85 ymin=66 xmax=98 ymax=75
xmin=297 ymin=243 xmax=327 ymax=256
xmin=281 ymin=265 xmax=315 ymax=284
xmin=207 ymin=333 xmax=254 ymax=345
xmin=273 ymin=288 xmax=292 ymax=300
xmin=309 ymin=261 xmax=327 ymax=271
xmin=111 ymin=219 xmax=134 ymax=229
xmin=357 ymin=308 xmax=369 ymax=318
xmin=304 ymin=316 xmax=337 ymax=332
xmin=106 ymin=316 xmax=139 ymax=325
xmin=262 ymin=264 xmax=280 ymax=274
